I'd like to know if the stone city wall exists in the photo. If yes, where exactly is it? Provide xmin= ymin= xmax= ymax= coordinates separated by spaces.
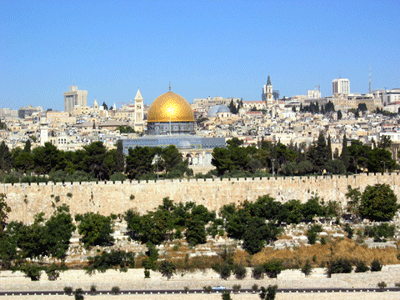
xmin=1 ymin=173 xmax=398 ymax=223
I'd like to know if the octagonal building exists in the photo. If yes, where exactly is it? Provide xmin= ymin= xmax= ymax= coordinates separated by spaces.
xmin=147 ymin=88 xmax=195 ymax=135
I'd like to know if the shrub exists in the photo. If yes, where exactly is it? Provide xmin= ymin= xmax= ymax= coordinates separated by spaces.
xmin=301 ymin=260 xmax=312 ymax=276
xmin=144 ymin=269 xmax=150 ymax=278
xmin=306 ymin=224 xmax=322 ymax=245
xmin=64 ymin=286 xmax=73 ymax=295
xmin=233 ymin=263 xmax=247 ymax=279
xmin=344 ymin=223 xmax=354 ymax=239
xmin=84 ymin=250 xmax=135 ymax=274
xmin=45 ymin=263 xmax=62 ymax=281
xmin=232 ymin=284 xmax=241 ymax=293
xmin=377 ymin=281 xmax=387 ymax=289
xmin=222 ymin=291 xmax=232 ymax=300
xmin=184 ymin=286 xmax=189 ymax=293
xmin=90 ymin=285 xmax=97 ymax=294
xmin=371 ymin=259 xmax=382 ymax=272
xmin=19 ymin=263 xmax=42 ymax=281
xmin=252 ymin=284 xmax=259 ymax=292
xmin=263 ymin=259 xmax=283 ymax=278
xmin=111 ymin=286 xmax=120 ymax=294
xmin=158 ymin=260 xmax=176 ymax=279
xmin=203 ymin=285 xmax=212 ymax=293
xmin=365 ymin=223 xmax=395 ymax=242
xmin=66 ymin=192 xmax=73 ymax=198
xmin=74 ymin=288 xmax=84 ymax=300
xmin=252 ymin=265 xmax=265 ymax=279
xmin=326 ymin=258 xmax=352 ymax=277
xmin=354 ymin=261 xmax=369 ymax=273
xmin=259 ymin=285 xmax=278 ymax=300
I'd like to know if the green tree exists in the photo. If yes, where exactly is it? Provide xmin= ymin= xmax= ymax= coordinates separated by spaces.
xmin=23 ymin=140 xmax=31 ymax=153
xmin=115 ymin=140 xmax=124 ymax=173
xmin=0 ymin=142 xmax=12 ymax=172
xmin=359 ymin=184 xmax=398 ymax=221
xmin=0 ymin=193 xmax=11 ymax=233
xmin=45 ymin=205 xmax=76 ymax=258
xmin=76 ymin=213 xmax=114 ymax=248
xmin=259 ymin=285 xmax=278 ymax=300
xmin=337 ymin=110 xmax=342 ymax=120
xmin=367 ymin=148 xmax=395 ymax=173
xmin=340 ymin=134 xmax=350 ymax=170
xmin=32 ymin=142 xmax=60 ymax=174
xmin=378 ymin=135 xmax=392 ymax=149
xmin=125 ymin=146 xmax=159 ymax=179
xmin=82 ymin=142 xmax=112 ymax=180
xmin=158 ymin=260 xmax=176 ymax=279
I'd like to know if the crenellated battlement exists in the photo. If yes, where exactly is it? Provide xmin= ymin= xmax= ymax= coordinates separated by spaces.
xmin=2 ymin=173 xmax=399 ymax=223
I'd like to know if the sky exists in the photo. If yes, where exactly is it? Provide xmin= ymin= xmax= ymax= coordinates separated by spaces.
xmin=1 ymin=0 xmax=399 ymax=111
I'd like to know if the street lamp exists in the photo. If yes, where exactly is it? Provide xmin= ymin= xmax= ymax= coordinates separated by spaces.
xmin=167 ymin=106 xmax=174 ymax=135
xmin=381 ymin=160 xmax=386 ymax=173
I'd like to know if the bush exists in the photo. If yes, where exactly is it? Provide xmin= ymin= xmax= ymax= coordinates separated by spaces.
xmin=144 ymin=269 xmax=150 ymax=278
xmin=377 ymin=281 xmax=387 ymax=289
xmin=301 ymin=260 xmax=312 ymax=276
xmin=19 ymin=263 xmax=42 ymax=281
xmin=90 ymin=284 xmax=97 ymax=294
xmin=252 ymin=284 xmax=259 ymax=292
xmin=64 ymin=286 xmax=73 ymax=295
xmin=222 ymin=291 xmax=232 ymax=300
xmin=371 ymin=259 xmax=382 ymax=272
xmin=233 ymin=264 xmax=247 ymax=279
xmin=158 ymin=260 xmax=176 ymax=279
xmin=263 ymin=259 xmax=283 ymax=278
xmin=252 ymin=265 xmax=265 ymax=279
xmin=232 ymin=284 xmax=241 ymax=293
xmin=259 ymin=285 xmax=278 ymax=300
xmin=326 ymin=258 xmax=352 ymax=277
xmin=111 ymin=286 xmax=120 ymax=294
xmin=203 ymin=286 xmax=212 ymax=293
xmin=354 ymin=261 xmax=369 ymax=273
xmin=45 ymin=263 xmax=62 ymax=281
xmin=84 ymin=250 xmax=135 ymax=274
xmin=74 ymin=288 xmax=84 ymax=300
xmin=364 ymin=223 xmax=395 ymax=242
xmin=344 ymin=223 xmax=354 ymax=239
xmin=306 ymin=224 xmax=322 ymax=245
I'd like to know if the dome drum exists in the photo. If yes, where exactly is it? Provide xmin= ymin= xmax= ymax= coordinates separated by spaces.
xmin=147 ymin=121 xmax=194 ymax=135
xmin=147 ymin=90 xmax=195 ymax=135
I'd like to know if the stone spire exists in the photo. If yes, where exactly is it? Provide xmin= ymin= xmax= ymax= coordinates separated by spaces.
xmin=135 ymin=88 xmax=143 ymax=101
xmin=267 ymin=75 xmax=271 ymax=85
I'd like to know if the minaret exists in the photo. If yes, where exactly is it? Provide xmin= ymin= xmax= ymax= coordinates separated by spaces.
xmin=266 ymin=75 xmax=273 ymax=106
xmin=134 ymin=88 xmax=144 ymax=132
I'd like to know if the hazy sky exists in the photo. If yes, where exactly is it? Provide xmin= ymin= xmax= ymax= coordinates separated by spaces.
xmin=1 ymin=0 xmax=399 ymax=111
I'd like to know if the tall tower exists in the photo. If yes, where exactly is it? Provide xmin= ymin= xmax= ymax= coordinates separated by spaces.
xmin=262 ymin=75 xmax=274 ymax=106
xmin=134 ymin=88 xmax=144 ymax=132
xmin=63 ymin=86 xmax=88 ymax=113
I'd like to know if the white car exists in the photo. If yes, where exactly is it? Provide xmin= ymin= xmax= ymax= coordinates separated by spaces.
xmin=212 ymin=286 xmax=226 ymax=291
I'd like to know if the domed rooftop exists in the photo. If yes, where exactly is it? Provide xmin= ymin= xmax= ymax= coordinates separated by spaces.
xmin=207 ymin=105 xmax=230 ymax=118
xmin=147 ymin=91 xmax=194 ymax=123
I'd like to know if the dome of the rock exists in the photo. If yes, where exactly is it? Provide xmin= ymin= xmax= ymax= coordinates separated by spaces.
xmin=147 ymin=91 xmax=194 ymax=123
xmin=146 ymin=89 xmax=195 ymax=135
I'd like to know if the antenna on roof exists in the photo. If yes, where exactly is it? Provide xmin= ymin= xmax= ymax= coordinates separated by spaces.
xmin=369 ymin=64 xmax=372 ymax=93
xmin=169 ymin=82 xmax=171 ymax=92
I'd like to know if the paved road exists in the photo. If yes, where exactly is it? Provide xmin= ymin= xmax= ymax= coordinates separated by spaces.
xmin=1 ymin=287 xmax=400 ymax=297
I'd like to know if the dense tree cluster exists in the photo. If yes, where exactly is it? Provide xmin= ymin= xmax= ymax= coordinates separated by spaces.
xmin=211 ymin=131 xmax=397 ymax=177
xmin=0 ymin=141 xmax=191 ymax=183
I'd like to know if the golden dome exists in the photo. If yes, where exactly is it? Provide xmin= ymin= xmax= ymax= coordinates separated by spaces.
xmin=147 ymin=91 xmax=194 ymax=123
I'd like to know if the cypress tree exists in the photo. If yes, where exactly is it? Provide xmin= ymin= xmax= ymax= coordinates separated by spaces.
xmin=340 ymin=134 xmax=350 ymax=170
xmin=115 ymin=140 xmax=124 ymax=173
xmin=327 ymin=135 xmax=332 ymax=161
